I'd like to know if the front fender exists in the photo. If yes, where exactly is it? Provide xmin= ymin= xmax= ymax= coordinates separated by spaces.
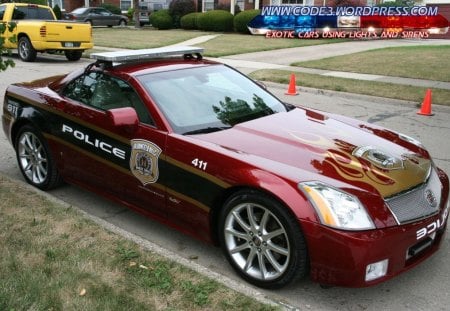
xmin=4 ymin=86 xmax=54 ymax=146
xmin=229 ymin=167 xmax=318 ymax=223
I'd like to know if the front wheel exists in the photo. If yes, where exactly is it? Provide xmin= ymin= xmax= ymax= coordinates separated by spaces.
xmin=18 ymin=37 xmax=37 ymax=62
xmin=219 ymin=190 xmax=309 ymax=289
xmin=65 ymin=50 xmax=82 ymax=61
xmin=119 ymin=19 xmax=127 ymax=26
xmin=15 ymin=125 xmax=63 ymax=190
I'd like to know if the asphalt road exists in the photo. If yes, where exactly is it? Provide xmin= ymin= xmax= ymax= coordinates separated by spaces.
xmin=1 ymin=52 xmax=450 ymax=311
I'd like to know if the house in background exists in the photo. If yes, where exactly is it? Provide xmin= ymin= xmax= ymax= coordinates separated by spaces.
xmin=48 ymin=0 xmax=166 ymax=12
xmin=46 ymin=0 xmax=450 ymax=14
xmin=46 ymin=0 xmax=450 ymax=38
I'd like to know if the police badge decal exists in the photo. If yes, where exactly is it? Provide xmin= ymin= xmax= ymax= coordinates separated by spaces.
xmin=130 ymin=139 xmax=162 ymax=185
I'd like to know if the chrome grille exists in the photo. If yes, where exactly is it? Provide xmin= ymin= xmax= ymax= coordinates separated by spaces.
xmin=386 ymin=168 xmax=442 ymax=224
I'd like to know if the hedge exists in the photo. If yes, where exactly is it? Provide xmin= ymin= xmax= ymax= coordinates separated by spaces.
xmin=234 ymin=9 xmax=260 ymax=34
xmin=150 ymin=10 xmax=173 ymax=30
xmin=197 ymin=10 xmax=234 ymax=32
xmin=169 ymin=0 xmax=196 ymax=28
xmin=180 ymin=12 xmax=201 ymax=30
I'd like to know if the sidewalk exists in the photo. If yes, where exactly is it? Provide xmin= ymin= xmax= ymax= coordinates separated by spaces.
xmin=208 ymin=57 xmax=450 ymax=90
xmin=96 ymin=36 xmax=450 ymax=90
xmin=214 ymin=38 xmax=450 ymax=90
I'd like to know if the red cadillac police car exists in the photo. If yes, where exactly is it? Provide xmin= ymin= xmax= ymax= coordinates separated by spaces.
xmin=2 ymin=46 xmax=449 ymax=289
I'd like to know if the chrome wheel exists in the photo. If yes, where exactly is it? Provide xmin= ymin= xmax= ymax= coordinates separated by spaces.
xmin=18 ymin=37 xmax=37 ymax=62
xmin=224 ymin=202 xmax=291 ymax=281
xmin=17 ymin=131 xmax=48 ymax=185
xmin=15 ymin=125 xmax=63 ymax=190
xmin=220 ymin=191 xmax=308 ymax=288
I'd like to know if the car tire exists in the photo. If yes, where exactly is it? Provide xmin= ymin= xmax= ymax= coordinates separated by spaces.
xmin=86 ymin=19 xmax=93 ymax=26
xmin=65 ymin=50 xmax=83 ymax=61
xmin=15 ymin=125 xmax=63 ymax=191
xmin=219 ymin=190 xmax=309 ymax=289
xmin=18 ymin=36 xmax=37 ymax=62
xmin=119 ymin=19 xmax=127 ymax=26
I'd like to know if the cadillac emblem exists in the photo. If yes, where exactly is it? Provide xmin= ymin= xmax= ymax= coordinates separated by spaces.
xmin=424 ymin=189 xmax=438 ymax=208
xmin=130 ymin=139 xmax=162 ymax=185
xmin=352 ymin=146 xmax=404 ymax=170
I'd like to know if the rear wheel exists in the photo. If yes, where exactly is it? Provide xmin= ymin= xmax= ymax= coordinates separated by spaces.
xmin=15 ymin=125 xmax=63 ymax=190
xmin=18 ymin=37 xmax=37 ymax=62
xmin=219 ymin=190 xmax=308 ymax=289
xmin=65 ymin=50 xmax=83 ymax=61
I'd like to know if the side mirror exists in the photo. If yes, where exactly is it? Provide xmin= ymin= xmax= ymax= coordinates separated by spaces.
xmin=106 ymin=107 xmax=139 ymax=133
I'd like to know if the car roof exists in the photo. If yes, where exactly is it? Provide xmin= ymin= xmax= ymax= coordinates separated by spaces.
xmin=107 ymin=59 xmax=220 ymax=76
xmin=89 ymin=46 xmax=221 ymax=77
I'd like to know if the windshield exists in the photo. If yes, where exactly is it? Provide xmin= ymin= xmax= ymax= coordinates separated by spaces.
xmin=72 ymin=8 xmax=88 ymax=14
xmin=137 ymin=65 xmax=287 ymax=134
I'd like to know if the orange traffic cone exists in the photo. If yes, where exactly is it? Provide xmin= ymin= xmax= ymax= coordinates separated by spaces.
xmin=417 ymin=89 xmax=434 ymax=116
xmin=285 ymin=73 xmax=299 ymax=96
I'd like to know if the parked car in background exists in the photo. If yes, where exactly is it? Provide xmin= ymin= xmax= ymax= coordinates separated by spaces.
xmin=64 ymin=7 xmax=128 ymax=27
xmin=138 ymin=4 xmax=150 ymax=26
xmin=0 ymin=3 xmax=93 ymax=62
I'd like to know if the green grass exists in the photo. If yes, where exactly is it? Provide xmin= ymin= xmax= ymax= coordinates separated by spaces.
xmin=196 ymin=34 xmax=347 ymax=57
xmin=292 ymin=45 xmax=450 ymax=82
xmin=92 ymin=28 xmax=345 ymax=56
xmin=0 ymin=175 xmax=278 ymax=311
xmin=90 ymin=29 xmax=449 ymax=105
xmin=249 ymin=70 xmax=450 ymax=106
xmin=93 ymin=28 xmax=213 ymax=49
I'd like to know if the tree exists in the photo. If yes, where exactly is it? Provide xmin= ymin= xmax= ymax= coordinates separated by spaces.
xmin=133 ymin=0 xmax=141 ymax=28
xmin=0 ymin=22 xmax=16 ymax=72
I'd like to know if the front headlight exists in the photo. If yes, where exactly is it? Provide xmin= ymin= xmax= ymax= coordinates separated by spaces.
xmin=299 ymin=181 xmax=375 ymax=230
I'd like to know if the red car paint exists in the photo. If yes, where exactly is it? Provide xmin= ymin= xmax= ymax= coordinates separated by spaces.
xmin=2 ymin=55 xmax=449 ymax=288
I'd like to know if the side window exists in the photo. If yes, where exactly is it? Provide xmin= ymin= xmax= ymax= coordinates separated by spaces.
xmin=11 ymin=7 xmax=53 ymax=20
xmin=62 ymin=72 xmax=98 ymax=105
xmin=36 ymin=8 xmax=54 ymax=20
xmin=62 ymin=72 xmax=154 ymax=125
xmin=12 ymin=7 xmax=26 ymax=20
xmin=99 ymin=9 xmax=109 ymax=16
xmin=0 ymin=6 xmax=5 ymax=21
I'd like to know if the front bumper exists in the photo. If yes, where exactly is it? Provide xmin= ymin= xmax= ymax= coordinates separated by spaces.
xmin=302 ymin=201 xmax=449 ymax=287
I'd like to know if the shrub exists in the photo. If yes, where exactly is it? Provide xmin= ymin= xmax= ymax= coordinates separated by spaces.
xmin=197 ymin=10 xmax=234 ymax=32
xmin=150 ymin=10 xmax=173 ymax=30
xmin=234 ymin=9 xmax=260 ymax=34
xmin=100 ymin=3 xmax=122 ymax=15
xmin=180 ymin=12 xmax=201 ymax=30
xmin=127 ymin=7 xmax=135 ymax=20
xmin=52 ymin=4 xmax=62 ymax=20
xmin=216 ymin=3 xmax=241 ymax=15
xmin=169 ymin=0 xmax=196 ymax=28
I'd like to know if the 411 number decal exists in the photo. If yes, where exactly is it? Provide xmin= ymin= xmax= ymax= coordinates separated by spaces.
xmin=192 ymin=158 xmax=208 ymax=171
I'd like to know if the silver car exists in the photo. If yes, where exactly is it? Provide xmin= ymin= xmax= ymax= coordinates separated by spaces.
xmin=64 ymin=7 xmax=128 ymax=27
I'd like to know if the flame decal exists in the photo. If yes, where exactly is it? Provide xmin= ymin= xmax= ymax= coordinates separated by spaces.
xmin=288 ymin=129 xmax=430 ymax=197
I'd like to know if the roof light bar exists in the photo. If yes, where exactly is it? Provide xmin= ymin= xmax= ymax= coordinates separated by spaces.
xmin=90 ymin=46 xmax=204 ymax=63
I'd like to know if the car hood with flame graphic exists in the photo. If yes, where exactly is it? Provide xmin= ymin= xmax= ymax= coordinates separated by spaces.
xmin=198 ymin=108 xmax=431 ymax=198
